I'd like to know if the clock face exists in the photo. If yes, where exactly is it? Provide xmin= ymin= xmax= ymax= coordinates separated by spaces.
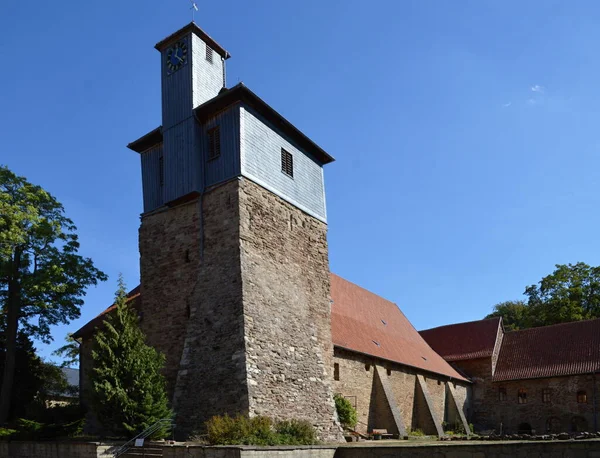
xmin=166 ymin=40 xmax=188 ymax=73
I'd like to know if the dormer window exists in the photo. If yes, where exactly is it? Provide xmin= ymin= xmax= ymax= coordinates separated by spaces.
xmin=206 ymin=45 xmax=213 ymax=64
xmin=208 ymin=126 xmax=221 ymax=160
xmin=281 ymin=148 xmax=293 ymax=178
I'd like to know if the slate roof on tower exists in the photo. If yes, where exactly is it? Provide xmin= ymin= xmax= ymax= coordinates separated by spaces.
xmin=330 ymin=274 xmax=469 ymax=382
xmin=419 ymin=317 xmax=502 ymax=362
xmin=492 ymin=318 xmax=600 ymax=381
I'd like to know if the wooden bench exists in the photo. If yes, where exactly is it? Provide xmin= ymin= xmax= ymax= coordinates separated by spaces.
xmin=371 ymin=429 xmax=394 ymax=440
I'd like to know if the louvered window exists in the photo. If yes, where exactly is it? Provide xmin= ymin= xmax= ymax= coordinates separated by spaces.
xmin=281 ymin=148 xmax=293 ymax=178
xmin=208 ymin=126 xmax=221 ymax=160
xmin=206 ymin=45 xmax=213 ymax=63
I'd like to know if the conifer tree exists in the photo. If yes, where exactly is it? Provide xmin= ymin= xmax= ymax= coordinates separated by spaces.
xmin=90 ymin=276 xmax=172 ymax=438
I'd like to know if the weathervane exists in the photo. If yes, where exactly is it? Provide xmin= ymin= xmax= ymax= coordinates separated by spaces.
xmin=189 ymin=0 xmax=198 ymax=22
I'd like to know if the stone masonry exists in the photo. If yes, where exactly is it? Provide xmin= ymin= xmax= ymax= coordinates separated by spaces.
xmin=238 ymin=178 xmax=343 ymax=442
xmin=332 ymin=348 xmax=470 ymax=437
xmin=136 ymin=177 xmax=343 ymax=441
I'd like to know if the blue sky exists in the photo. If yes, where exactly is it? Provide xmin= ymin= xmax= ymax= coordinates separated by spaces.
xmin=1 ymin=1 xmax=599 ymax=364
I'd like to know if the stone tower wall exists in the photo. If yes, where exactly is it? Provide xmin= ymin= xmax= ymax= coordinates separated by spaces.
xmin=238 ymin=178 xmax=343 ymax=442
xmin=169 ymin=180 xmax=249 ymax=436
xmin=138 ymin=198 xmax=202 ymax=396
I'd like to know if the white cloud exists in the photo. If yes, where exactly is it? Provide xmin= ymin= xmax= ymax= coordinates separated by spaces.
xmin=502 ymin=102 xmax=512 ymax=107
xmin=531 ymin=85 xmax=545 ymax=93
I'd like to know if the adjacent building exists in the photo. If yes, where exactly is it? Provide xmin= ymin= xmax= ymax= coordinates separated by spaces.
xmin=421 ymin=317 xmax=600 ymax=435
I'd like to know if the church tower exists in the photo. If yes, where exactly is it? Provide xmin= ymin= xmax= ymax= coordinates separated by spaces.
xmin=127 ymin=23 xmax=343 ymax=441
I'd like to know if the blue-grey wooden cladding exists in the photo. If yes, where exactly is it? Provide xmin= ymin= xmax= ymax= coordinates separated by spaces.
xmin=140 ymin=105 xmax=241 ymax=213
xmin=240 ymin=106 xmax=327 ymax=222
xmin=141 ymin=104 xmax=327 ymax=221
xmin=141 ymin=143 xmax=164 ymax=212
xmin=161 ymin=33 xmax=225 ymax=130
xmin=161 ymin=33 xmax=193 ymax=130
xmin=201 ymin=105 xmax=241 ymax=188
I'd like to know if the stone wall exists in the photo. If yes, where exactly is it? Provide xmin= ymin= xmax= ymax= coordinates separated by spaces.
xmin=332 ymin=348 xmax=471 ymax=436
xmin=163 ymin=446 xmax=337 ymax=458
xmin=138 ymin=196 xmax=203 ymax=397
xmin=453 ymin=357 xmax=494 ymax=430
xmin=454 ymin=357 xmax=600 ymax=434
xmin=482 ymin=375 xmax=598 ymax=435
xmin=170 ymin=180 xmax=249 ymax=436
xmin=6 ymin=441 xmax=600 ymax=458
xmin=335 ymin=440 xmax=600 ymax=458
xmin=238 ymin=178 xmax=342 ymax=442
xmin=0 ymin=442 xmax=112 ymax=458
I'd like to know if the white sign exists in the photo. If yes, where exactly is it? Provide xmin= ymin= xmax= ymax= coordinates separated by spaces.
xmin=135 ymin=439 xmax=144 ymax=447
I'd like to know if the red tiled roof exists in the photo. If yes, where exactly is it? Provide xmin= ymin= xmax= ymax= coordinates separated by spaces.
xmin=72 ymin=286 xmax=141 ymax=339
xmin=418 ymin=317 xmax=502 ymax=362
xmin=330 ymin=274 xmax=469 ymax=382
xmin=493 ymin=319 xmax=600 ymax=382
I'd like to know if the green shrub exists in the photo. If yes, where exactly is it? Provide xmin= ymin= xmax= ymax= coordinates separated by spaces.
xmin=8 ymin=417 xmax=85 ymax=441
xmin=205 ymin=414 xmax=318 ymax=446
xmin=408 ymin=429 xmax=425 ymax=436
xmin=334 ymin=394 xmax=357 ymax=429
xmin=275 ymin=419 xmax=317 ymax=445
xmin=0 ymin=428 xmax=17 ymax=440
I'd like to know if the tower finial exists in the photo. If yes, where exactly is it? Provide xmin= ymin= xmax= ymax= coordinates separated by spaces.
xmin=189 ymin=0 xmax=198 ymax=22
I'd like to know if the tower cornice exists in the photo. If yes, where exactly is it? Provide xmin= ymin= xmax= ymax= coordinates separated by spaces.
xmin=154 ymin=22 xmax=231 ymax=59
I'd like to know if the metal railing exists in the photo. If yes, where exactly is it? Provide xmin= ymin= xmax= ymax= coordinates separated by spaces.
xmin=113 ymin=418 xmax=174 ymax=457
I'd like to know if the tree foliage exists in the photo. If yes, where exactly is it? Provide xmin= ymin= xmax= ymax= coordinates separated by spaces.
xmin=486 ymin=263 xmax=600 ymax=329
xmin=52 ymin=333 xmax=80 ymax=368
xmin=0 ymin=331 xmax=69 ymax=420
xmin=90 ymin=276 xmax=172 ymax=438
xmin=0 ymin=165 xmax=106 ymax=423
xmin=485 ymin=300 xmax=529 ymax=331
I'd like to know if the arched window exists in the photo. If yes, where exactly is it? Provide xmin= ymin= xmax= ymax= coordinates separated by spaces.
xmin=518 ymin=388 xmax=527 ymax=404
xmin=571 ymin=416 xmax=588 ymax=433
xmin=546 ymin=417 xmax=561 ymax=433
xmin=577 ymin=390 xmax=587 ymax=403
xmin=518 ymin=423 xmax=532 ymax=434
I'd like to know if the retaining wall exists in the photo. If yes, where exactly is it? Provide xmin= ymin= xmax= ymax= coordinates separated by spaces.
xmin=3 ymin=440 xmax=600 ymax=458
xmin=336 ymin=440 xmax=600 ymax=458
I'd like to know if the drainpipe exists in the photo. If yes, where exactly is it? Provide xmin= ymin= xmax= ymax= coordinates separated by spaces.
xmin=593 ymin=372 xmax=598 ymax=433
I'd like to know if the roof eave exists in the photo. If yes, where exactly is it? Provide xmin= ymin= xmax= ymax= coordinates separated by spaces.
xmin=127 ymin=127 xmax=163 ymax=153
xmin=194 ymin=84 xmax=335 ymax=165
xmin=154 ymin=22 xmax=231 ymax=59
xmin=333 ymin=344 xmax=472 ymax=384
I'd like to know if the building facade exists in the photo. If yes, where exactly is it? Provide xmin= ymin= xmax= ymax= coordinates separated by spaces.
xmin=74 ymin=21 xmax=471 ymax=441
xmin=73 ymin=21 xmax=599 ymax=442
xmin=421 ymin=317 xmax=600 ymax=435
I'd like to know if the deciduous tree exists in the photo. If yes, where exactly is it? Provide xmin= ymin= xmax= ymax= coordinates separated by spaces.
xmin=486 ymin=263 xmax=600 ymax=330
xmin=0 ymin=165 xmax=106 ymax=423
